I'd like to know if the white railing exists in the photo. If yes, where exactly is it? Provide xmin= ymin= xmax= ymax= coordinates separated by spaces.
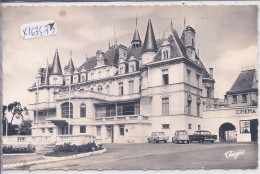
xmin=95 ymin=115 xmax=150 ymax=122
xmin=2 ymin=135 xmax=32 ymax=145
xmin=31 ymin=136 xmax=52 ymax=144
xmin=56 ymin=134 xmax=96 ymax=144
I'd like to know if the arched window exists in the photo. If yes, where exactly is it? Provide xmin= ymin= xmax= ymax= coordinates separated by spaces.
xmin=80 ymin=103 xmax=86 ymax=117
xmin=98 ymin=85 xmax=102 ymax=93
xmin=61 ymin=102 xmax=73 ymax=118
xmin=81 ymin=75 xmax=85 ymax=82
xmin=163 ymin=50 xmax=168 ymax=60
xmin=119 ymin=67 xmax=123 ymax=74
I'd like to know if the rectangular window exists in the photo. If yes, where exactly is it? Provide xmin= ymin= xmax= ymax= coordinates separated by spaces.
xmin=233 ymin=95 xmax=237 ymax=103
xmin=188 ymin=124 xmax=192 ymax=129
xmin=198 ymin=125 xmax=201 ymax=130
xmin=162 ymin=69 xmax=169 ymax=85
xmin=41 ymin=128 xmax=45 ymax=133
xmin=106 ymin=105 xmax=116 ymax=117
xmin=162 ymin=98 xmax=169 ymax=115
xmin=196 ymin=74 xmax=200 ymax=87
xmin=207 ymin=89 xmax=211 ymax=98
xmin=119 ymin=125 xmax=124 ymax=136
xmin=48 ymin=128 xmax=53 ymax=133
xmin=134 ymin=102 xmax=140 ymax=115
xmin=242 ymin=94 xmax=247 ymax=103
xmin=70 ymin=125 xmax=73 ymax=134
xmin=80 ymin=126 xmax=86 ymax=133
xmin=96 ymin=126 xmax=101 ymax=136
xmin=188 ymin=101 xmax=192 ymax=115
xmin=119 ymin=82 xmax=124 ymax=95
xmin=187 ymin=69 xmax=191 ymax=84
xmin=162 ymin=124 xmax=170 ymax=129
xmin=96 ymin=105 xmax=106 ymax=117
xmin=197 ymin=103 xmax=200 ymax=116
xmin=129 ymin=80 xmax=134 ymax=94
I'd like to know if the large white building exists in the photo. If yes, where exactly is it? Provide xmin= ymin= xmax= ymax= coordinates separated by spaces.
xmin=26 ymin=19 xmax=257 ymax=145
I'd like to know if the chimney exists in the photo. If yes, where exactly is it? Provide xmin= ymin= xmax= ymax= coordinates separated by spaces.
xmin=209 ymin=68 xmax=213 ymax=78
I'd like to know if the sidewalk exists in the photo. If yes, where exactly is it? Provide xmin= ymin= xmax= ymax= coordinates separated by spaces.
xmin=2 ymin=153 xmax=44 ymax=165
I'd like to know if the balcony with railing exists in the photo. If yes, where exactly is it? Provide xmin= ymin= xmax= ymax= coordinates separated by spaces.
xmin=56 ymin=90 xmax=141 ymax=102
xmin=94 ymin=115 xmax=150 ymax=124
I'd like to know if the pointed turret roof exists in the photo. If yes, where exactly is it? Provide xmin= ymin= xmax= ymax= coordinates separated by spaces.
xmin=50 ymin=49 xmax=63 ymax=75
xmin=132 ymin=28 xmax=141 ymax=42
xmin=67 ymin=58 xmax=75 ymax=73
xmin=141 ymin=19 xmax=158 ymax=54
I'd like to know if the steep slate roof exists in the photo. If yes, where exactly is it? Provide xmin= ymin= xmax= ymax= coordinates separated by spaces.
xmin=50 ymin=49 xmax=63 ymax=75
xmin=127 ymin=46 xmax=142 ymax=60
xmin=132 ymin=28 xmax=141 ymax=42
xmin=77 ymin=46 xmax=119 ymax=72
xmin=141 ymin=19 xmax=158 ymax=54
xmin=67 ymin=58 xmax=75 ymax=73
xmin=227 ymin=69 xmax=258 ymax=94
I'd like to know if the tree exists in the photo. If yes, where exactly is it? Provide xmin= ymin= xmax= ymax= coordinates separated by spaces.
xmin=18 ymin=119 xmax=32 ymax=135
xmin=7 ymin=123 xmax=19 ymax=135
xmin=7 ymin=101 xmax=28 ymax=124
xmin=2 ymin=105 xmax=7 ymax=136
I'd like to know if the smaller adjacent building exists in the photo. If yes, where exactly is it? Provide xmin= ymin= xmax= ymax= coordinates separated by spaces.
xmin=203 ymin=69 xmax=258 ymax=142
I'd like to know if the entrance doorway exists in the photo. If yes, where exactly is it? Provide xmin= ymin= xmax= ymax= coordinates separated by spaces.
xmin=219 ymin=122 xmax=237 ymax=142
xmin=250 ymin=119 xmax=258 ymax=141
xmin=106 ymin=125 xmax=114 ymax=143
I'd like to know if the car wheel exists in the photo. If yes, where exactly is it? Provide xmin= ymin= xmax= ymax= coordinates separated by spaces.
xmin=156 ymin=140 xmax=159 ymax=143
xmin=176 ymin=140 xmax=179 ymax=144
xmin=187 ymin=140 xmax=190 ymax=144
xmin=172 ymin=138 xmax=174 ymax=143
xmin=164 ymin=140 xmax=167 ymax=143
xmin=199 ymin=139 xmax=204 ymax=143
xmin=210 ymin=140 xmax=214 ymax=143
xmin=148 ymin=139 xmax=151 ymax=143
xmin=153 ymin=139 xmax=157 ymax=143
xmin=189 ymin=140 xmax=192 ymax=143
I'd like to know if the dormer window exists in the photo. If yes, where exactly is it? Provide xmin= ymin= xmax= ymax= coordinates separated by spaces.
xmin=163 ymin=50 xmax=169 ymax=60
xmin=81 ymin=75 xmax=85 ymax=82
xmin=119 ymin=66 xmax=124 ymax=75
xmin=98 ymin=85 xmax=102 ymax=93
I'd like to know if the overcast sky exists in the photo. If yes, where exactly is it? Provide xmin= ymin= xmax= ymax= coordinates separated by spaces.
xmin=2 ymin=5 xmax=258 ymax=120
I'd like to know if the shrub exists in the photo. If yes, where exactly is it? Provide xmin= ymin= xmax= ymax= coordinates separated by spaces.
xmin=3 ymin=144 xmax=35 ymax=154
xmin=53 ymin=142 xmax=103 ymax=153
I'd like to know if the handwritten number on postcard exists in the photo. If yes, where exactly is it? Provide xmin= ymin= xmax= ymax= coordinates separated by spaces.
xmin=20 ymin=20 xmax=57 ymax=39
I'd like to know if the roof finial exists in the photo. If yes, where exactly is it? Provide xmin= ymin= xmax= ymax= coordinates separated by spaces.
xmin=70 ymin=50 xmax=72 ymax=59
xmin=163 ymin=30 xmax=166 ymax=40
xmin=114 ymin=20 xmax=116 ymax=46
xmin=184 ymin=17 xmax=186 ymax=28
xmin=171 ymin=19 xmax=173 ymax=31
xmin=115 ymin=38 xmax=117 ymax=45
xmin=108 ymin=40 xmax=111 ymax=49
xmin=135 ymin=12 xmax=138 ymax=27
xmin=197 ymin=49 xmax=200 ymax=56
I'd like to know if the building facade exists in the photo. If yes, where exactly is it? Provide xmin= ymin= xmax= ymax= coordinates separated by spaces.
xmin=203 ymin=68 xmax=258 ymax=142
xmin=27 ymin=19 xmax=257 ymax=145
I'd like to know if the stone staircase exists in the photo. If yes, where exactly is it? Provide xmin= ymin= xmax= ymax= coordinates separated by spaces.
xmin=37 ymin=143 xmax=56 ymax=154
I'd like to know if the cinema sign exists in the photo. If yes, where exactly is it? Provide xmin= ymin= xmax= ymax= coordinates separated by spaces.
xmin=236 ymin=108 xmax=256 ymax=115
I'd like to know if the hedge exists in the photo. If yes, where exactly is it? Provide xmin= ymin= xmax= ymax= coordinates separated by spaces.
xmin=3 ymin=144 xmax=35 ymax=154
xmin=53 ymin=143 xmax=103 ymax=153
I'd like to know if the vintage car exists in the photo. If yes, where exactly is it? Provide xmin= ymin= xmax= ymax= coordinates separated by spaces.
xmin=147 ymin=132 xmax=169 ymax=143
xmin=172 ymin=130 xmax=189 ymax=144
xmin=189 ymin=130 xmax=217 ymax=143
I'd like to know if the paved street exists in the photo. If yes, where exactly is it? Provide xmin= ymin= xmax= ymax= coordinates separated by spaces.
xmin=10 ymin=142 xmax=258 ymax=170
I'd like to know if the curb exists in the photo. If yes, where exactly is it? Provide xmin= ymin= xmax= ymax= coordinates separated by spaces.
xmin=3 ymin=153 xmax=37 ymax=156
xmin=3 ymin=148 xmax=107 ymax=170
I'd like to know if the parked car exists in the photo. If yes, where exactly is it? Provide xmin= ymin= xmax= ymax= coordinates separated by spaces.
xmin=189 ymin=130 xmax=217 ymax=143
xmin=172 ymin=130 xmax=189 ymax=144
xmin=148 ymin=132 xmax=169 ymax=143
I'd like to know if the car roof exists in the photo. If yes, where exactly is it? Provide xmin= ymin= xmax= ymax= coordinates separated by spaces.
xmin=176 ymin=130 xmax=187 ymax=132
xmin=195 ymin=130 xmax=210 ymax=132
